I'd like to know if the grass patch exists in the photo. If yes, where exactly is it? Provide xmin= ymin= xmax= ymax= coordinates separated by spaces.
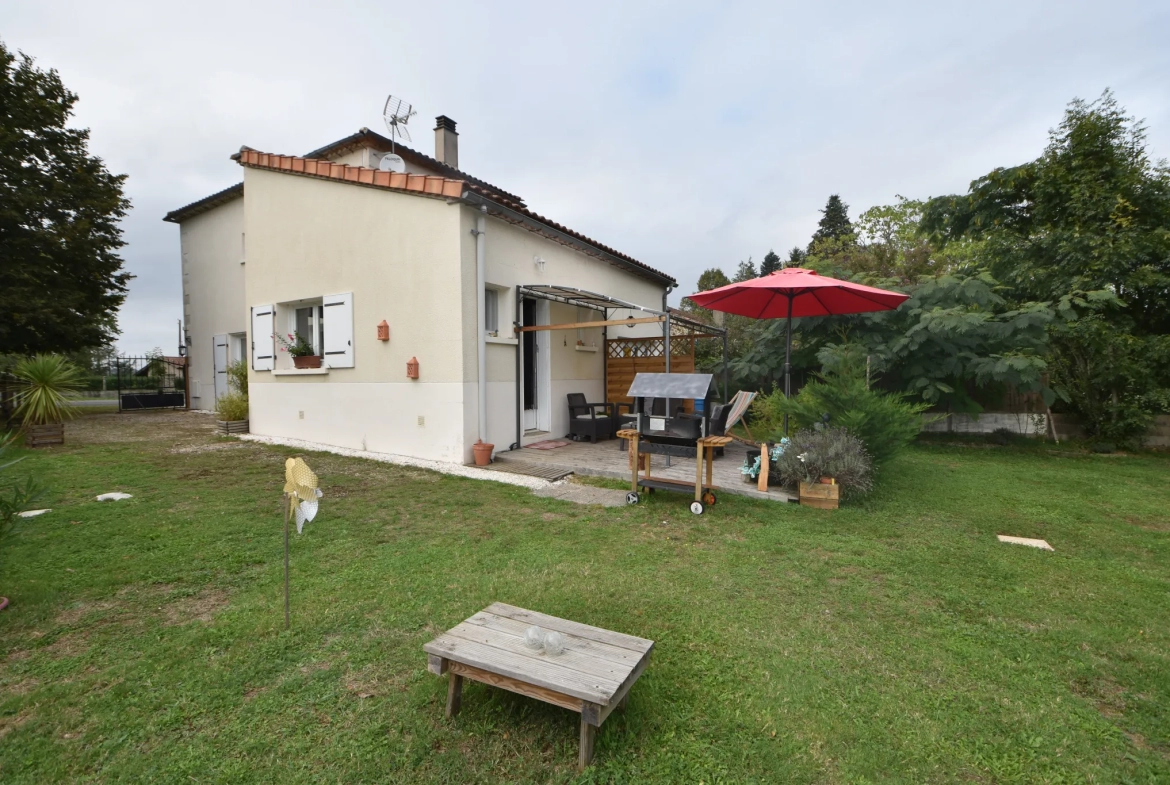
xmin=0 ymin=412 xmax=1168 ymax=782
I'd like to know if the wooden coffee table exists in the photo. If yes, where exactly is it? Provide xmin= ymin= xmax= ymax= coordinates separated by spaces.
xmin=424 ymin=602 xmax=654 ymax=770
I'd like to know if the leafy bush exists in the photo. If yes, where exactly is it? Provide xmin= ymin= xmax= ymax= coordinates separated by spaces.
xmin=751 ymin=356 xmax=927 ymax=465
xmin=226 ymin=360 xmax=248 ymax=398
xmin=12 ymin=354 xmax=84 ymax=426
xmin=1048 ymin=316 xmax=1170 ymax=447
xmin=215 ymin=392 xmax=249 ymax=422
xmin=771 ymin=427 xmax=873 ymax=498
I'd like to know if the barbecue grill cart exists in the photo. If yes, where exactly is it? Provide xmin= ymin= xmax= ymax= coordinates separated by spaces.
xmin=617 ymin=373 xmax=733 ymax=515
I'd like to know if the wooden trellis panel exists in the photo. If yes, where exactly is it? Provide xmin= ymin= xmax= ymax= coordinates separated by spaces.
xmin=606 ymin=337 xmax=695 ymax=408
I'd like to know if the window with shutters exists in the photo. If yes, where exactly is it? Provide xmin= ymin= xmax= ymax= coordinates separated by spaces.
xmin=272 ymin=293 xmax=354 ymax=370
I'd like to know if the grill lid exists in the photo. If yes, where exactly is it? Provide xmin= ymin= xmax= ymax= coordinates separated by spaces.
xmin=626 ymin=373 xmax=714 ymax=400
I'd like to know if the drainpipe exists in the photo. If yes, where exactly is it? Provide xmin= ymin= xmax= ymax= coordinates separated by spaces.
xmin=513 ymin=284 xmax=522 ymax=451
xmin=473 ymin=207 xmax=488 ymax=446
xmin=661 ymin=285 xmax=674 ymax=374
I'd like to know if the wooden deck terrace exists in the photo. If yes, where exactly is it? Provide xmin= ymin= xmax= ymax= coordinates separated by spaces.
xmin=492 ymin=437 xmax=797 ymax=504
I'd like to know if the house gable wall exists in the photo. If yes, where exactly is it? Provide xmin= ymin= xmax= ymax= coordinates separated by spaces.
xmin=242 ymin=167 xmax=469 ymax=462
xmin=178 ymin=197 xmax=246 ymax=410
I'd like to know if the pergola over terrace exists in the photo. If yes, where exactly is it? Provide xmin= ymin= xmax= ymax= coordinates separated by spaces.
xmin=512 ymin=285 xmax=728 ymax=449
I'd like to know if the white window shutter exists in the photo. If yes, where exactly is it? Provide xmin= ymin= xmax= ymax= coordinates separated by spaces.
xmin=251 ymin=305 xmax=275 ymax=371
xmin=322 ymin=292 xmax=354 ymax=368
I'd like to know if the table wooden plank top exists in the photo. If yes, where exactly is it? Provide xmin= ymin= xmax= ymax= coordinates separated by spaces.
xmin=423 ymin=603 xmax=654 ymax=707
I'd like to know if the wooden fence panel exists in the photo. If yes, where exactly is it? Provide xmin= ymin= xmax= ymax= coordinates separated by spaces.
xmin=606 ymin=337 xmax=695 ymax=408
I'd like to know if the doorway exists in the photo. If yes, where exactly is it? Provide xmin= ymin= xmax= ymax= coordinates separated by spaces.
xmin=521 ymin=298 xmax=550 ymax=434
xmin=213 ymin=334 xmax=229 ymax=404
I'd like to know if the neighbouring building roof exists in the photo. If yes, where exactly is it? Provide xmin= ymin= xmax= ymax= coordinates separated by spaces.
xmin=162 ymin=182 xmax=244 ymax=223
xmin=231 ymin=149 xmax=676 ymax=286
xmin=306 ymin=127 xmax=527 ymax=207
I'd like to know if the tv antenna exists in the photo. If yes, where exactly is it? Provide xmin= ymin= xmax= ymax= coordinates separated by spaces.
xmin=382 ymin=94 xmax=417 ymax=153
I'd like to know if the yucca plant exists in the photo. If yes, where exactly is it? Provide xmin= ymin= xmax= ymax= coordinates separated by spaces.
xmin=12 ymin=354 xmax=85 ymax=426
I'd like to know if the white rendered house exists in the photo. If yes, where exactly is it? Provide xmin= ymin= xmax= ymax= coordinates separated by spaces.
xmin=164 ymin=118 xmax=699 ymax=464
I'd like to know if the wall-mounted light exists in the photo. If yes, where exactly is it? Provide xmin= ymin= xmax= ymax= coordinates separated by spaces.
xmin=533 ymin=255 xmax=546 ymax=273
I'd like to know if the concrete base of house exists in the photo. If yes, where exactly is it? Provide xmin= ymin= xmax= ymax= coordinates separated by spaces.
xmin=248 ymin=381 xmax=476 ymax=464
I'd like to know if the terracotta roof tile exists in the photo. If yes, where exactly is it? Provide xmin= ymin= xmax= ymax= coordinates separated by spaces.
xmin=304 ymin=128 xmax=526 ymax=207
xmin=235 ymin=148 xmax=468 ymax=200
xmin=232 ymin=148 xmax=675 ymax=286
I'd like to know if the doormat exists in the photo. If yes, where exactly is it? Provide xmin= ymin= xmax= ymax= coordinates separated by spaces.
xmin=526 ymin=440 xmax=572 ymax=450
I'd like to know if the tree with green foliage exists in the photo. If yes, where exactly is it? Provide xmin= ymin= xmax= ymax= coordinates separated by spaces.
xmin=921 ymin=91 xmax=1170 ymax=439
xmin=759 ymin=249 xmax=782 ymax=276
xmin=809 ymin=195 xmax=854 ymax=249
xmin=0 ymin=42 xmax=130 ymax=356
xmin=734 ymin=271 xmax=1107 ymax=412
xmin=787 ymin=247 xmax=807 ymax=267
xmin=733 ymin=257 xmax=758 ymax=282
xmin=921 ymin=91 xmax=1170 ymax=334
xmin=693 ymin=267 xmax=731 ymax=295
xmin=683 ymin=267 xmax=750 ymax=381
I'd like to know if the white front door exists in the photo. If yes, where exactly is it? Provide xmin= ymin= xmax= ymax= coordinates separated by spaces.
xmin=213 ymin=334 xmax=229 ymax=403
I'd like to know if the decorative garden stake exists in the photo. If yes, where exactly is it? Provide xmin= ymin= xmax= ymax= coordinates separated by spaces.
xmin=282 ymin=457 xmax=322 ymax=629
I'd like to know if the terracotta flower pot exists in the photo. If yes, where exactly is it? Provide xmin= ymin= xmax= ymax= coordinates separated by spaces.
xmin=293 ymin=355 xmax=323 ymax=369
xmin=818 ymin=476 xmax=835 ymax=485
xmin=472 ymin=440 xmax=494 ymax=466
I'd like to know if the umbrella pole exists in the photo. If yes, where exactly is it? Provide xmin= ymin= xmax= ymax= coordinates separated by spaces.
xmin=783 ymin=302 xmax=793 ymax=437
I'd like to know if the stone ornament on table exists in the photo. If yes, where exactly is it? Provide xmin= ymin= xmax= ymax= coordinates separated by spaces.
xmin=524 ymin=625 xmax=545 ymax=649
xmin=543 ymin=631 xmax=566 ymax=656
xmin=522 ymin=625 xmax=567 ymax=656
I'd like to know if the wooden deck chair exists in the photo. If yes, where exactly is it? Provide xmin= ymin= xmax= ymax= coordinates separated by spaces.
xmin=722 ymin=390 xmax=758 ymax=444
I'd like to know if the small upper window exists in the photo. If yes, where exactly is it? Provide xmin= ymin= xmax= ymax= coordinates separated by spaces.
xmin=485 ymin=288 xmax=500 ymax=336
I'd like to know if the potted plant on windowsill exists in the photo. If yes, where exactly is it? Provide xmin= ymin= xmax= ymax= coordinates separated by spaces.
xmin=275 ymin=332 xmax=321 ymax=369
xmin=11 ymin=354 xmax=84 ymax=447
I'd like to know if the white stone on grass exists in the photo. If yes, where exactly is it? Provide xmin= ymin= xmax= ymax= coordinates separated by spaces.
xmin=17 ymin=509 xmax=50 ymax=518
xmin=96 ymin=492 xmax=133 ymax=501
xmin=997 ymin=535 xmax=1054 ymax=551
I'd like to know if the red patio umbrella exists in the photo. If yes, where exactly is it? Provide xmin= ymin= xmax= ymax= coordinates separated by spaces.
xmin=688 ymin=267 xmax=909 ymax=432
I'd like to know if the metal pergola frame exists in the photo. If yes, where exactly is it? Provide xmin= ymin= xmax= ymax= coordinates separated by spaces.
xmin=511 ymin=285 xmax=728 ymax=451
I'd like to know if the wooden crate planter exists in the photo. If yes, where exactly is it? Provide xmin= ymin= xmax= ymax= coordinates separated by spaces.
xmin=25 ymin=423 xmax=64 ymax=447
xmin=799 ymin=480 xmax=839 ymax=510
xmin=218 ymin=419 xmax=249 ymax=435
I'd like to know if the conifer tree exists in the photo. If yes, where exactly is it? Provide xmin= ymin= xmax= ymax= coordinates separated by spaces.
xmin=809 ymin=195 xmax=853 ymax=249
xmin=759 ymin=249 xmax=782 ymax=275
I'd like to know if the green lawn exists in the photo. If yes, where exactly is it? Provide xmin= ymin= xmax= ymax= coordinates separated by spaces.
xmin=1 ymin=412 xmax=1168 ymax=783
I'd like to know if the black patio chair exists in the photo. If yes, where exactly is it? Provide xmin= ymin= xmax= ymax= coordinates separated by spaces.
xmin=567 ymin=393 xmax=612 ymax=443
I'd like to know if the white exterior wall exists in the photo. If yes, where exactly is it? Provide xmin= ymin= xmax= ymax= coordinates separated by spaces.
xmin=178 ymin=197 xmax=246 ymax=410
xmin=243 ymin=168 xmax=469 ymax=463
xmin=471 ymin=209 xmax=669 ymax=450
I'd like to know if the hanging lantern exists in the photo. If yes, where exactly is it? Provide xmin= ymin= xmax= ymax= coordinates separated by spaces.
xmin=377 ymin=320 xmax=390 ymax=341
xmin=406 ymin=356 xmax=419 ymax=379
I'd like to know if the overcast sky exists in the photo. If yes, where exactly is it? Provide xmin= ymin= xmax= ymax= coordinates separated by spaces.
xmin=5 ymin=1 xmax=1169 ymax=354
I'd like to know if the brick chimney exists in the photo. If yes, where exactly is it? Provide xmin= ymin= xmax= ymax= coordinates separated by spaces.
xmin=434 ymin=115 xmax=458 ymax=168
